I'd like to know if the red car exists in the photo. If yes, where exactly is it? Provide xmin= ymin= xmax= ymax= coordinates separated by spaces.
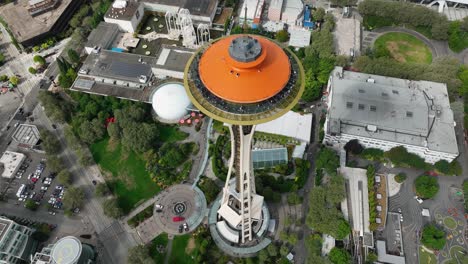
xmin=426 ymin=171 xmax=438 ymax=177
xmin=172 ymin=216 xmax=185 ymax=222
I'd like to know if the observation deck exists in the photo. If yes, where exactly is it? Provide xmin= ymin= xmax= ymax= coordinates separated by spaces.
xmin=184 ymin=34 xmax=305 ymax=125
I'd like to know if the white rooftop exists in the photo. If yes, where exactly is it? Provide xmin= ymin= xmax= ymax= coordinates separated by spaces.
xmin=327 ymin=67 xmax=459 ymax=155
xmin=51 ymin=236 xmax=82 ymax=264
xmin=256 ymin=111 xmax=312 ymax=143
xmin=240 ymin=0 xmax=259 ymax=20
xmin=341 ymin=166 xmax=370 ymax=236
xmin=0 ymin=151 xmax=25 ymax=178
xmin=288 ymin=28 xmax=311 ymax=48
xmin=151 ymin=82 xmax=191 ymax=121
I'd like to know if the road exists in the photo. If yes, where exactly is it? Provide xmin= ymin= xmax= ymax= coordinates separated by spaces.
xmin=34 ymin=103 xmax=137 ymax=264
xmin=293 ymin=106 xmax=322 ymax=264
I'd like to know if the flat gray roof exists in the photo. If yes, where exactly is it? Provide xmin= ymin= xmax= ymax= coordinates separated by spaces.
xmin=12 ymin=124 xmax=40 ymax=146
xmin=86 ymin=22 xmax=120 ymax=49
xmin=328 ymin=67 xmax=458 ymax=155
xmin=0 ymin=217 xmax=12 ymax=243
xmin=376 ymin=240 xmax=406 ymax=264
xmin=142 ymin=0 xmax=218 ymax=17
xmin=81 ymin=50 xmax=155 ymax=83
xmin=0 ymin=0 xmax=74 ymax=43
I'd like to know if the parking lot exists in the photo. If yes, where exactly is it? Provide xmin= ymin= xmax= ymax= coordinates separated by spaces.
xmin=2 ymin=151 xmax=66 ymax=215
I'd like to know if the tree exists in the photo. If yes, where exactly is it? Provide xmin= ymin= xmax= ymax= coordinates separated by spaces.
xmin=79 ymin=119 xmax=105 ymax=144
xmin=313 ymin=8 xmax=326 ymax=21
xmin=0 ymin=53 xmax=4 ymax=65
xmin=40 ymin=129 xmax=61 ymax=154
xmin=461 ymin=16 xmax=468 ymax=32
xmin=258 ymin=249 xmax=269 ymax=264
xmin=9 ymin=76 xmax=19 ymax=86
xmin=57 ymin=170 xmax=72 ymax=186
xmin=415 ymin=175 xmax=439 ymax=199
xmin=267 ymin=244 xmax=278 ymax=257
xmin=344 ymin=139 xmax=363 ymax=155
xmin=394 ymin=173 xmax=407 ymax=183
xmin=95 ymin=182 xmax=110 ymax=197
xmin=127 ymin=245 xmax=153 ymax=264
xmin=316 ymin=147 xmax=339 ymax=176
xmin=0 ymin=75 xmax=8 ymax=82
xmin=366 ymin=252 xmax=378 ymax=264
xmin=28 ymin=67 xmax=37 ymax=74
xmin=280 ymin=245 xmax=289 ymax=257
xmin=276 ymin=29 xmax=289 ymax=42
xmin=67 ymin=49 xmax=80 ymax=64
xmin=46 ymin=155 xmax=64 ymax=172
xmin=102 ymin=197 xmax=123 ymax=218
xmin=431 ymin=17 xmax=449 ymax=40
xmin=63 ymin=187 xmax=85 ymax=210
xmin=421 ymin=224 xmax=446 ymax=250
xmin=198 ymin=177 xmax=219 ymax=204
xmin=107 ymin=122 xmax=121 ymax=140
xmin=25 ymin=199 xmax=39 ymax=211
xmin=33 ymin=55 xmax=46 ymax=66
xmin=329 ymin=247 xmax=351 ymax=264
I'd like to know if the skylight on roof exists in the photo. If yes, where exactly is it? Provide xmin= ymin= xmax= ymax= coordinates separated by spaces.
xmin=358 ymin=104 xmax=365 ymax=110
xmin=370 ymin=105 xmax=377 ymax=112
xmin=346 ymin=102 xmax=353 ymax=108
xmin=406 ymin=111 xmax=413 ymax=117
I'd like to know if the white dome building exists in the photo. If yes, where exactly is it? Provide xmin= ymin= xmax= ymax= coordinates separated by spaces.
xmin=151 ymin=82 xmax=191 ymax=122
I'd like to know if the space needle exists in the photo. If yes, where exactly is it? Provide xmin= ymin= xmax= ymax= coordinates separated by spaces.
xmin=184 ymin=34 xmax=304 ymax=253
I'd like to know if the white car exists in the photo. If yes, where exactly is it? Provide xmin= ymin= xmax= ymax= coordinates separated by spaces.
xmin=414 ymin=196 xmax=423 ymax=204
xmin=18 ymin=197 xmax=25 ymax=202
xmin=400 ymin=215 xmax=403 ymax=222
xmin=27 ymin=173 xmax=33 ymax=179
xmin=40 ymin=186 xmax=48 ymax=191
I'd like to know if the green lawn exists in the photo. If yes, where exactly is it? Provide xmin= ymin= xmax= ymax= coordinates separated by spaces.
xmin=419 ymin=247 xmax=438 ymax=264
xmin=159 ymin=125 xmax=189 ymax=143
xmin=443 ymin=217 xmax=458 ymax=230
xmin=374 ymin=32 xmax=432 ymax=64
xmin=150 ymin=233 xmax=169 ymax=263
xmin=169 ymin=234 xmax=195 ymax=264
xmin=90 ymin=138 xmax=160 ymax=213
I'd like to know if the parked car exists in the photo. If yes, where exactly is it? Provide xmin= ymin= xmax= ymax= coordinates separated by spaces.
xmin=178 ymin=225 xmax=183 ymax=233
xmin=414 ymin=196 xmax=423 ymax=204
xmin=183 ymin=222 xmax=189 ymax=232
xmin=173 ymin=216 xmax=185 ymax=222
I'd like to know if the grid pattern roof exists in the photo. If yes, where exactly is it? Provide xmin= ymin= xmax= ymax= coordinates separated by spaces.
xmin=74 ymin=78 xmax=95 ymax=90
xmin=252 ymin=148 xmax=288 ymax=169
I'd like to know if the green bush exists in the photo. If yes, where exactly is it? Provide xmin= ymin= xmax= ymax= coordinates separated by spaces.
xmin=367 ymin=165 xmax=378 ymax=231
xmin=360 ymin=148 xmax=384 ymax=161
xmin=394 ymin=173 xmax=407 ymax=183
xmin=385 ymin=146 xmax=429 ymax=170
xmin=363 ymin=15 xmax=393 ymax=30
xmin=463 ymin=180 xmax=468 ymax=212
xmin=127 ymin=204 xmax=154 ymax=227
xmin=434 ymin=160 xmax=461 ymax=176
xmin=294 ymin=158 xmax=310 ymax=188
xmin=415 ymin=175 xmax=439 ymax=199
xmin=421 ymin=224 xmax=446 ymax=250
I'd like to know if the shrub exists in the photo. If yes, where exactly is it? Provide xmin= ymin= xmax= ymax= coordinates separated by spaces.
xmin=28 ymin=67 xmax=37 ymax=74
xmin=394 ymin=173 xmax=407 ymax=183
xmin=421 ymin=224 xmax=446 ymax=250
xmin=385 ymin=146 xmax=429 ymax=170
xmin=344 ymin=139 xmax=364 ymax=155
xmin=415 ymin=175 xmax=439 ymax=199
xmin=360 ymin=148 xmax=384 ymax=161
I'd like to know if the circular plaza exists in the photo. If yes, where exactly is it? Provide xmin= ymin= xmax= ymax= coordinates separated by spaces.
xmin=152 ymin=184 xmax=207 ymax=235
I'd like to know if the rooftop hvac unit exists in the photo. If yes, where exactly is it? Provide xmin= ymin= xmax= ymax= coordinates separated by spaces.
xmin=366 ymin=125 xmax=377 ymax=132
xmin=113 ymin=0 xmax=127 ymax=9
xmin=366 ymin=78 xmax=375 ymax=83
xmin=139 ymin=75 xmax=148 ymax=83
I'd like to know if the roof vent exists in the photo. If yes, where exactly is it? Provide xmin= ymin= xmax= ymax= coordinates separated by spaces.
xmin=366 ymin=125 xmax=377 ymax=132
xmin=139 ymin=75 xmax=148 ymax=83
xmin=367 ymin=78 xmax=375 ymax=83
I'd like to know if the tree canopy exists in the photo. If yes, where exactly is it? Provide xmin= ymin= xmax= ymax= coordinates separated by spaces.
xmin=421 ymin=224 xmax=446 ymax=250
xmin=63 ymin=187 xmax=85 ymax=210
xmin=316 ymin=147 xmax=340 ymax=176
xmin=57 ymin=170 xmax=72 ymax=186
xmin=415 ymin=175 xmax=439 ymax=199
xmin=102 ymin=197 xmax=123 ymax=218
xmin=329 ymin=247 xmax=352 ymax=264
xmin=33 ymin=55 xmax=46 ymax=66
xmin=276 ymin=30 xmax=289 ymax=42
xmin=344 ymin=139 xmax=363 ymax=155
xmin=127 ymin=245 xmax=153 ymax=264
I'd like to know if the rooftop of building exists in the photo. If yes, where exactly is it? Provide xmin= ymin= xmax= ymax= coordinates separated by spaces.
xmin=198 ymin=35 xmax=291 ymax=103
xmin=0 ymin=151 xmax=26 ymax=178
xmin=86 ymin=22 xmax=120 ymax=49
xmin=213 ymin=7 xmax=233 ymax=25
xmin=12 ymin=124 xmax=40 ymax=147
xmin=0 ymin=217 xmax=12 ymax=243
xmin=81 ymin=50 xmax=155 ymax=84
xmin=0 ymin=0 xmax=74 ymax=43
xmin=327 ymin=67 xmax=458 ymax=155
xmin=142 ymin=0 xmax=218 ymax=17
xmin=376 ymin=240 xmax=406 ymax=264
xmin=104 ymin=0 xmax=140 ymax=21
xmin=255 ymin=111 xmax=313 ymax=143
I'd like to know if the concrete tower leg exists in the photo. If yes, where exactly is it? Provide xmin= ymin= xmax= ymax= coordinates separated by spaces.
xmin=218 ymin=124 xmax=264 ymax=244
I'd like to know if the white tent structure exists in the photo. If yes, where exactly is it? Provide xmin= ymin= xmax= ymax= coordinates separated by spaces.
xmin=151 ymin=83 xmax=191 ymax=121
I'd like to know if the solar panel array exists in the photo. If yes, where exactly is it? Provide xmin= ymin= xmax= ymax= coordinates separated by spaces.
xmin=252 ymin=148 xmax=288 ymax=169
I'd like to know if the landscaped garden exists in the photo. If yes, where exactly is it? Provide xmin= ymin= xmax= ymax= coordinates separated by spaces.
xmin=151 ymin=233 xmax=169 ymax=263
xmin=374 ymin=32 xmax=432 ymax=64
xmin=443 ymin=217 xmax=458 ymax=230
xmin=90 ymin=138 xmax=161 ymax=213
xmin=419 ymin=246 xmax=437 ymax=264
xmin=169 ymin=234 xmax=195 ymax=264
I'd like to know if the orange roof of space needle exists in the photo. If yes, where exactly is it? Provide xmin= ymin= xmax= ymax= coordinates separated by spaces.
xmin=198 ymin=35 xmax=291 ymax=104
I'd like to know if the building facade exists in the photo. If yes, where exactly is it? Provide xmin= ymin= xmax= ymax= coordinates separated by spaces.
xmin=323 ymin=67 xmax=459 ymax=164
xmin=0 ymin=217 xmax=36 ymax=264
xmin=104 ymin=0 xmax=144 ymax=33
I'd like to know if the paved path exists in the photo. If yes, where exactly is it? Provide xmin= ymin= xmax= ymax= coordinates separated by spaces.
xmin=163 ymin=238 xmax=173 ymax=264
